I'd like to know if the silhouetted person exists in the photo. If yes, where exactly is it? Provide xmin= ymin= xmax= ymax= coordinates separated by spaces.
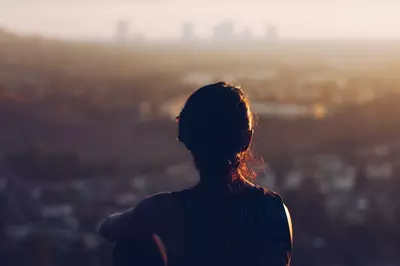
xmin=99 ymin=82 xmax=293 ymax=266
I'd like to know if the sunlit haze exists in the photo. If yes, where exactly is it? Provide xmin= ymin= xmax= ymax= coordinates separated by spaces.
xmin=1 ymin=0 xmax=400 ymax=40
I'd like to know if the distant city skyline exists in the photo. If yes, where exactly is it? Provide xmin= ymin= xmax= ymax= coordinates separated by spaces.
xmin=1 ymin=1 xmax=400 ymax=40
xmin=113 ymin=20 xmax=280 ymax=43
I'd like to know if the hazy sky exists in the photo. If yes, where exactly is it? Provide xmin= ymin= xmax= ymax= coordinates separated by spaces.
xmin=1 ymin=0 xmax=400 ymax=40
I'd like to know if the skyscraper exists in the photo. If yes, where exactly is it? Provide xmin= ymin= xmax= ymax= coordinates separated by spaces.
xmin=212 ymin=21 xmax=235 ymax=41
xmin=266 ymin=24 xmax=279 ymax=41
xmin=182 ymin=22 xmax=196 ymax=41
xmin=240 ymin=27 xmax=253 ymax=40
xmin=115 ymin=20 xmax=130 ymax=43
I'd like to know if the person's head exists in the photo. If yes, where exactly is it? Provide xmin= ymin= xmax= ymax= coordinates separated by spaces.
xmin=177 ymin=82 xmax=255 ymax=182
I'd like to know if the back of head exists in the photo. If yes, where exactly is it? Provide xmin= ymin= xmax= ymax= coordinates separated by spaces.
xmin=177 ymin=82 xmax=254 ymax=181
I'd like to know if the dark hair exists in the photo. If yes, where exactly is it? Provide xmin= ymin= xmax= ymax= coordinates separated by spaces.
xmin=177 ymin=82 xmax=255 ymax=181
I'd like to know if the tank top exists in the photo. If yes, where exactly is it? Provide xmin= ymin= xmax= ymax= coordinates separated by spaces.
xmin=170 ymin=183 xmax=292 ymax=266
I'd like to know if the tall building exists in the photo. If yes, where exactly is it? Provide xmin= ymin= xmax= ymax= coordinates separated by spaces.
xmin=240 ymin=27 xmax=253 ymax=40
xmin=182 ymin=22 xmax=196 ymax=41
xmin=212 ymin=21 xmax=235 ymax=41
xmin=266 ymin=24 xmax=279 ymax=41
xmin=133 ymin=33 xmax=146 ymax=42
xmin=115 ymin=20 xmax=130 ymax=43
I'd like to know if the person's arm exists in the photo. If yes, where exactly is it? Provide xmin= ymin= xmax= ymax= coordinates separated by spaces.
xmin=284 ymin=204 xmax=293 ymax=247
xmin=112 ymin=235 xmax=167 ymax=266
xmin=283 ymin=203 xmax=293 ymax=265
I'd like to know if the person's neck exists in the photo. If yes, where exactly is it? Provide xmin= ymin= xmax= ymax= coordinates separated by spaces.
xmin=197 ymin=173 xmax=246 ymax=192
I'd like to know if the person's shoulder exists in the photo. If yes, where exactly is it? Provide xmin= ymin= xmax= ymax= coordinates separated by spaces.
xmin=253 ymin=184 xmax=293 ymax=254
xmin=137 ymin=191 xmax=177 ymax=212
xmin=254 ymin=185 xmax=284 ymax=203
xmin=254 ymin=185 xmax=288 ymax=216
xmin=137 ymin=189 xmax=189 ymax=215
xmin=99 ymin=191 xmax=181 ymax=241
xmin=139 ymin=191 xmax=170 ymax=205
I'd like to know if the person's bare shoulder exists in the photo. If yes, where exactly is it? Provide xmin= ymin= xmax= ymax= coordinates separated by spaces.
xmin=99 ymin=192 xmax=174 ymax=241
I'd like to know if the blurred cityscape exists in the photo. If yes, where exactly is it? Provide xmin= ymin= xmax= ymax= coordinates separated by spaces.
xmin=113 ymin=19 xmax=280 ymax=44
xmin=1 ymin=28 xmax=400 ymax=266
